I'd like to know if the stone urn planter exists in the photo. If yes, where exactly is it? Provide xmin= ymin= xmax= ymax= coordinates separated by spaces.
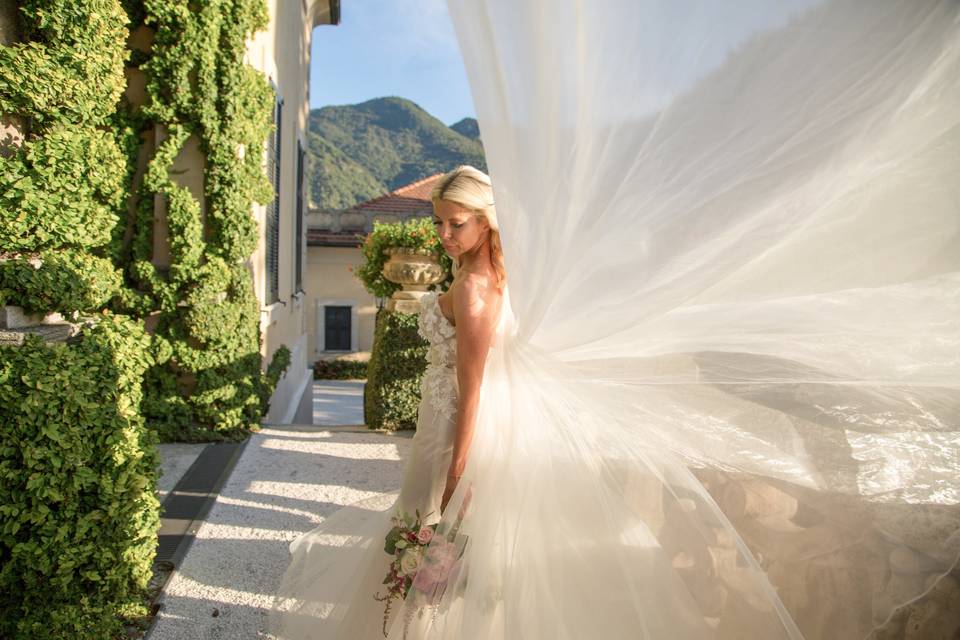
xmin=381 ymin=247 xmax=446 ymax=313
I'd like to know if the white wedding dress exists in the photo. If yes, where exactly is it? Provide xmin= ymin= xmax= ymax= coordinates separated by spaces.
xmin=272 ymin=1 xmax=960 ymax=638
xmin=267 ymin=289 xmax=494 ymax=639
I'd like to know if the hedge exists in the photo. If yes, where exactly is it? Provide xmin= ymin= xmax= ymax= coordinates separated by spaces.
xmin=0 ymin=316 xmax=160 ymax=639
xmin=364 ymin=307 xmax=429 ymax=430
xmin=313 ymin=357 xmax=369 ymax=380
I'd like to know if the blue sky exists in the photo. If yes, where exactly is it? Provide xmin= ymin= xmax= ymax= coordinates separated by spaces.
xmin=309 ymin=0 xmax=476 ymax=125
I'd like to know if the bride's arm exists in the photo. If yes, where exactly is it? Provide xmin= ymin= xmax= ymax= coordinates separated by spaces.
xmin=442 ymin=273 xmax=500 ymax=511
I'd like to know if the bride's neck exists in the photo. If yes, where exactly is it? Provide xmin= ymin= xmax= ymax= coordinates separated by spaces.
xmin=457 ymin=232 xmax=492 ymax=273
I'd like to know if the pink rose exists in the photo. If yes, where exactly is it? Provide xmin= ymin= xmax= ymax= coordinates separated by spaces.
xmin=412 ymin=540 xmax=459 ymax=593
xmin=416 ymin=527 xmax=434 ymax=545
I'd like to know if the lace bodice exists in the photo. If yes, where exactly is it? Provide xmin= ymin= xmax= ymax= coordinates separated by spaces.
xmin=417 ymin=291 xmax=458 ymax=422
xmin=418 ymin=291 xmax=457 ymax=364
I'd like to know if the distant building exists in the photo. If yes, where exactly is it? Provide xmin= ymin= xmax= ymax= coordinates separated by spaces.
xmin=305 ymin=173 xmax=444 ymax=360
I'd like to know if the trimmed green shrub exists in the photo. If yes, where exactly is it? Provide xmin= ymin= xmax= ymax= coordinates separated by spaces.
xmin=0 ymin=125 xmax=128 ymax=252
xmin=0 ymin=315 xmax=160 ymax=640
xmin=0 ymin=250 xmax=122 ymax=315
xmin=364 ymin=307 xmax=428 ymax=430
xmin=314 ymin=357 xmax=368 ymax=380
xmin=0 ymin=1 xmax=128 ymax=127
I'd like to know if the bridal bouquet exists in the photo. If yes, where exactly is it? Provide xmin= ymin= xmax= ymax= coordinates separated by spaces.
xmin=375 ymin=509 xmax=466 ymax=637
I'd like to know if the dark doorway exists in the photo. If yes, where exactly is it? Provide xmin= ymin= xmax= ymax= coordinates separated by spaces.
xmin=324 ymin=305 xmax=352 ymax=350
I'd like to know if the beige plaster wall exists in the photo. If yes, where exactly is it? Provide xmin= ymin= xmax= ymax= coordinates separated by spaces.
xmin=157 ymin=129 xmax=207 ymax=268
xmin=242 ymin=0 xmax=320 ymax=422
xmin=305 ymin=246 xmax=378 ymax=359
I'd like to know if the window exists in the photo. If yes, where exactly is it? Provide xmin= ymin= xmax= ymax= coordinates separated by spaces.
xmin=265 ymin=90 xmax=284 ymax=304
xmin=324 ymin=306 xmax=352 ymax=351
xmin=294 ymin=139 xmax=305 ymax=295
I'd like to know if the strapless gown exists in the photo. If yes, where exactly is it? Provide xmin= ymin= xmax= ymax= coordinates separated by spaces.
xmin=266 ymin=290 xmax=460 ymax=639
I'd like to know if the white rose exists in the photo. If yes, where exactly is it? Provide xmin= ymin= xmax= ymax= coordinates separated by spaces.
xmin=399 ymin=547 xmax=424 ymax=575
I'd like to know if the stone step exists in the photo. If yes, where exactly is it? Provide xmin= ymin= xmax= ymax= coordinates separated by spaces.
xmin=0 ymin=323 xmax=80 ymax=346
xmin=0 ymin=305 xmax=67 ymax=329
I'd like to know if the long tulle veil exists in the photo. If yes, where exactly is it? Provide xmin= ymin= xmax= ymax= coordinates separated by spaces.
xmin=387 ymin=1 xmax=960 ymax=638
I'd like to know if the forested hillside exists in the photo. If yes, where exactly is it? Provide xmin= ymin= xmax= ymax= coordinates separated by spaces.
xmin=306 ymin=97 xmax=486 ymax=209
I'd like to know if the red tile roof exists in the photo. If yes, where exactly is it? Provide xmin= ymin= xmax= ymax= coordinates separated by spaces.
xmin=306 ymin=229 xmax=365 ymax=247
xmin=348 ymin=173 xmax=444 ymax=216
xmin=308 ymin=174 xmax=446 ymax=247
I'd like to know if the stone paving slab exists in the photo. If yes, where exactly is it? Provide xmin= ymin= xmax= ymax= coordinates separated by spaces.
xmin=312 ymin=380 xmax=365 ymax=426
xmin=156 ymin=442 xmax=248 ymax=568
xmin=158 ymin=443 xmax=208 ymax=502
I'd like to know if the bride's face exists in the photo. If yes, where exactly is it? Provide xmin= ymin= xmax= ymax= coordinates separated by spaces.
xmin=433 ymin=199 xmax=489 ymax=258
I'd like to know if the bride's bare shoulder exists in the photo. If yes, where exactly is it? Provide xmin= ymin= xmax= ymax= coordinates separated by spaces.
xmin=462 ymin=269 xmax=503 ymax=300
xmin=452 ymin=271 xmax=503 ymax=324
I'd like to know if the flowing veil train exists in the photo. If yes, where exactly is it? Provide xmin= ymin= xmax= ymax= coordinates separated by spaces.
xmin=271 ymin=1 xmax=960 ymax=639
xmin=378 ymin=1 xmax=960 ymax=638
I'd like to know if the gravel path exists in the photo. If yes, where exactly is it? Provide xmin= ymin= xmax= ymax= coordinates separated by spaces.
xmin=148 ymin=421 xmax=412 ymax=639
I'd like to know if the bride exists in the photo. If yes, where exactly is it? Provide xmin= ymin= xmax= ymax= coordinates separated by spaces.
xmin=268 ymin=166 xmax=507 ymax=639
xmin=271 ymin=1 xmax=960 ymax=638
xmin=401 ymin=165 xmax=505 ymax=519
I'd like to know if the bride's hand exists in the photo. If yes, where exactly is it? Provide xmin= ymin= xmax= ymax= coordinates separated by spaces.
xmin=441 ymin=475 xmax=474 ymax=521
xmin=441 ymin=471 xmax=461 ymax=513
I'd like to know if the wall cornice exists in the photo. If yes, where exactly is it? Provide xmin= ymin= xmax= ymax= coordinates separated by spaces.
xmin=306 ymin=0 xmax=341 ymax=28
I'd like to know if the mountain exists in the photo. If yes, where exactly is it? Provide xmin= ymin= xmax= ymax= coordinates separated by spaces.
xmin=306 ymin=97 xmax=486 ymax=210
xmin=450 ymin=117 xmax=480 ymax=140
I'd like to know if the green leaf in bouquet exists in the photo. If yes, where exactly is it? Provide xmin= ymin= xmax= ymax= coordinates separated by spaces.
xmin=384 ymin=526 xmax=401 ymax=555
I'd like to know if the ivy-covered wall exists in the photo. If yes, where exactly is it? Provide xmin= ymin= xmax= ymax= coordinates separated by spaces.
xmin=123 ymin=0 xmax=290 ymax=441
xmin=1 ymin=0 xmax=289 ymax=441
xmin=0 ymin=0 xmax=130 ymax=314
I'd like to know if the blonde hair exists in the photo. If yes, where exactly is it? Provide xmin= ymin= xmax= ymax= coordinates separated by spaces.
xmin=431 ymin=165 xmax=507 ymax=289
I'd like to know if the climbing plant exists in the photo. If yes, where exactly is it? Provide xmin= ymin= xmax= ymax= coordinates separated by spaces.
xmin=129 ymin=0 xmax=288 ymax=440
xmin=0 ymin=0 xmax=129 ymax=315
xmin=0 ymin=1 xmax=127 ymax=126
